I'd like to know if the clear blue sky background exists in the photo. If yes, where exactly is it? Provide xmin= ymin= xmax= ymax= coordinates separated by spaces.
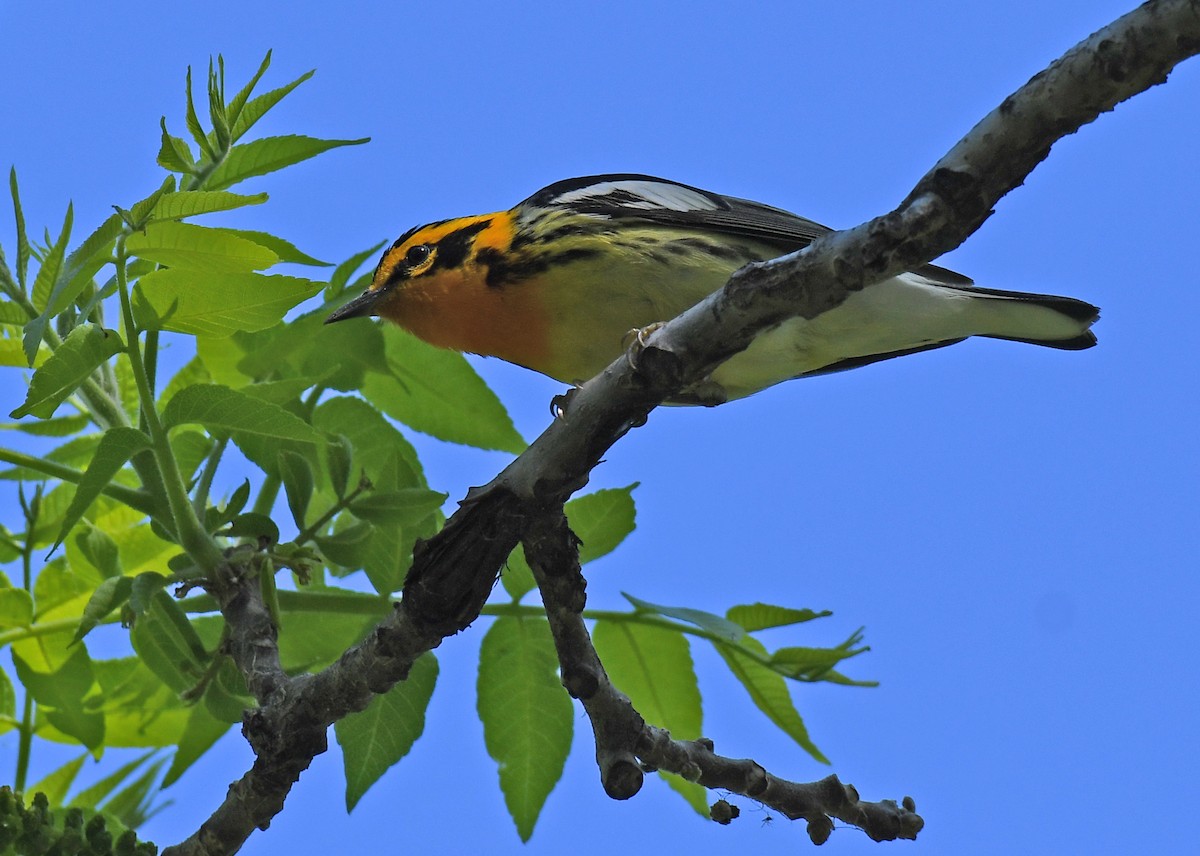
xmin=2 ymin=1 xmax=1197 ymax=854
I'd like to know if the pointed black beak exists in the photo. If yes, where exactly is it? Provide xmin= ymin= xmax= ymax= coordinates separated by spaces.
xmin=325 ymin=288 xmax=383 ymax=324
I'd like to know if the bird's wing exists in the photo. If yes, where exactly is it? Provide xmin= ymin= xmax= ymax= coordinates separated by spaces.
xmin=523 ymin=174 xmax=972 ymax=285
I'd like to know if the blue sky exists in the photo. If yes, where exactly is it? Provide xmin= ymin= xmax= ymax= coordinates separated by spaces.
xmin=2 ymin=1 xmax=1197 ymax=854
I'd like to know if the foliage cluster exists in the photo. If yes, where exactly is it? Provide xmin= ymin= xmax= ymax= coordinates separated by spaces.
xmin=0 ymin=55 xmax=868 ymax=848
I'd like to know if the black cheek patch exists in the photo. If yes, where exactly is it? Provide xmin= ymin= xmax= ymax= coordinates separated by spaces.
xmin=431 ymin=219 xmax=493 ymax=271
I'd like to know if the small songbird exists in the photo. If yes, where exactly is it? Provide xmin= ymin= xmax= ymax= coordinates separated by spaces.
xmin=326 ymin=174 xmax=1099 ymax=403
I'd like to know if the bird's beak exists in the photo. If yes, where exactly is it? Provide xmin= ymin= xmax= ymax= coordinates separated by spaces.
xmin=325 ymin=288 xmax=382 ymax=324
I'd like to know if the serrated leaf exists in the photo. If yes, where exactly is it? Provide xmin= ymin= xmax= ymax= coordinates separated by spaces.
xmin=224 ymin=513 xmax=279 ymax=544
xmin=624 ymin=594 xmax=745 ymax=643
xmin=0 ymin=301 xmax=29 ymax=325
xmin=184 ymin=66 xmax=217 ymax=162
xmin=337 ymin=652 xmax=438 ymax=811
xmin=225 ymin=51 xmax=274 ymax=135
xmin=163 ymin=706 xmax=231 ymax=786
xmin=726 ymin=603 xmax=833 ymax=632
xmin=28 ymin=753 xmax=87 ymax=806
xmin=768 ymin=628 xmax=870 ymax=682
xmin=73 ymin=576 xmax=133 ymax=643
xmin=150 ymin=190 xmax=268 ymax=221
xmin=279 ymin=450 xmax=314 ymax=527
xmin=0 ymin=587 xmax=33 ymax=631
xmin=163 ymin=383 xmax=323 ymax=443
xmin=74 ymin=524 xmax=122 ymax=579
xmin=210 ymin=228 xmax=329 ymax=266
xmin=10 ymin=325 xmax=124 ymax=419
xmin=30 ymin=202 xmax=73 ymax=313
xmin=42 ymin=213 xmax=124 ymax=318
xmin=129 ymin=572 xmax=167 ymax=617
xmin=128 ymin=176 xmax=177 ymax=228
xmin=593 ymin=620 xmax=701 ymax=738
xmin=0 ymin=669 xmax=14 ymax=735
xmin=68 ymin=751 xmax=155 ymax=810
xmin=363 ymin=326 xmax=524 ymax=453
xmin=230 ymin=66 xmax=314 ymax=142
xmin=127 ymin=221 xmax=278 ymax=272
xmin=477 ymin=617 xmax=572 ymax=842
xmin=567 ymin=485 xmax=638 ymax=565
xmin=312 ymin=395 xmax=424 ymax=488
xmin=500 ymin=545 xmax=536 ymax=601
xmin=10 ymin=167 xmax=31 ymax=291
xmin=12 ymin=643 xmax=95 ymax=709
xmin=50 ymin=427 xmax=151 ymax=553
xmin=315 ymin=521 xmax=374 ymax=568
xmin=134 ymin=269 xmax=321 ymax=337
xmin=325 ymin=242 xmax=385 ymax=299
xmin=158 ymin=118 xmax=196 ymax=174
xmin=205 ymin=135 xmax=369 ymax=191
xmin=1 ymin=413 xmax=91 ymax=436
xmin=348 ymin=489 xmax=446 ymax=526
xmin=714 ymin=636 xmax=828 ymax=764
xmin=130 ymin=590 xmax=208 ymax=694
xmin=100 ymin=757 xmax=167 ymax=827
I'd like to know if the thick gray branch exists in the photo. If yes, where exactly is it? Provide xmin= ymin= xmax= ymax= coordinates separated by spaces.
xmin=166 ymin=2 xmax=1200 ymax=853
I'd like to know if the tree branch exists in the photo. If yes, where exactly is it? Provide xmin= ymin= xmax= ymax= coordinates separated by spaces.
xmin=165 ymin=2 xmax=1200 ymax=852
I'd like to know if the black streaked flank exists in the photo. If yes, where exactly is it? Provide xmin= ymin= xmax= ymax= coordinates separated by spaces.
xmin=477 ymin=246 xmax=601 ymax=288
xmin=431 ymin=219 xmax=493 ymax=271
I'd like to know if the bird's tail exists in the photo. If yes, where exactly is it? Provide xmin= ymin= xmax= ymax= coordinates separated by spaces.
xmin=952 ymin=284 xmax=1100 ymax=350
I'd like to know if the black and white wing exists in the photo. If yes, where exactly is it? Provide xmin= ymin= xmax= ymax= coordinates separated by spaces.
xmin=521 ymin=174 xmax=972 ymax=285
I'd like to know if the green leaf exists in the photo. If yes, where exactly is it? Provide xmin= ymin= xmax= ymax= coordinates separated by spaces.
xmin=158 ymin=117 xmax=197 ymax=174
xmin=768 ymin=628 xmax=870 ymax=682
xmin=500 ymin=545 xmax=536 ymax=601
xmin=163 ymin=383 xmax=323 ymax=443
xmin=184 ymin=66 xmax=218 ymax=162
xmin=0 ymin=587 xmax=33 ymax=631
xmin=325 ymin=242 xmax=385 ymax=299
xmin=0 ymin=301 xmax=29 ymax=325
xmin=13 ymin=645 xmax=104 ymax=749
xmin=101 ymin=757 xmax=167 ymax=828
xmin=69 ymin=751 xmax=155 ymax=809
xmin=624 ymin=594 xmax=746 ymax=643
xmin=73 ymin=576 xmax=133 ymax=644
xmin=10 ymin=167 xmax=31 ymax=291
xmin=714 ymin=636 xmax=828 ymax=764
xmin=726 ymin=603 xmax=832 ymax=632
xmin=73 ymin=523 xmax=122 ymax=579
xmin=206 ymin=135 xmax=369 ymax=191
xmin=312 ymin=396 xmax=425 ymax=488
xmin=28 ymin=753 xmax=87 ymax=806
xmin=225 ymin=52 xmax=274 ymax=135
xmin=163 ymin=705 xmax=231 ymax=786
xmin=337 ymin=652 xmax=438 ymax=811
xmin=0 ymin=669 xmax=15 ymax=735
xmin=50 ymin=427 xmax=152 ymax=553
xmin=150 ymin=190 xmax=268 ymax=221
xmin=567 ymin=485 xmax=638 ymax=565
xmin=348 ymin=489 xmax=446 ymax=526
xmin=210 ymin=228 xmax=329 ymax=266
xmin=315 ymin=520 xmax=374 ymax=569
xmin=133 ymin=269 xmax=322 ymax=337
xmin=279 ymin=450 xmax=315 ymax=527
xmin=230 ymin=66 xmax=315 ymax=142
xmin=363 ymin=326 xmax=524 ymax=453
xmin=42 ymin=212 xmax=124 ymax=318
xmin=127 ymin=221 xmax=278 ymax=272
xmin=477 ymin=617 xmax=572 ymax=842
xmin=224 ymin=512 xmax=279 ymax=544
xmin=10 ymin=325 xmax=124 ymax=419
xmin=130 ymin=590 xmax=208 ymax=694
xmin=30 ymin=202 xmax=73 ymax=312
xmin=127 ymin=176 xmax=177 ymax=227
xmin=1 ymin=413 xmax=90 ymax=436
xmin=592 ymin=620 xmax=701 ymax=738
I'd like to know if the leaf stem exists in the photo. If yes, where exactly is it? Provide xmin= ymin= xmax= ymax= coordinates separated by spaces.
xmin=0 ymin=447 xmax=156 ymax=515
xmin=114 ymin=236 xmax=223 ymax=573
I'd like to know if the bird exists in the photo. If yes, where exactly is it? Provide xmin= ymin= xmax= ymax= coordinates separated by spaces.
xmin=325 ymin=174 xmax=1099 ymax=403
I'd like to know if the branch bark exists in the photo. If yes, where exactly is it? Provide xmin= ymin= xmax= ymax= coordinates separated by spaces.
xmin=164 ymin=2 xmax=1200 ymax=852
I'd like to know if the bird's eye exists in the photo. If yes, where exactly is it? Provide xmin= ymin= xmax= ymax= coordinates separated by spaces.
xmin=405 ymin=244 xmax=432 ymax=266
